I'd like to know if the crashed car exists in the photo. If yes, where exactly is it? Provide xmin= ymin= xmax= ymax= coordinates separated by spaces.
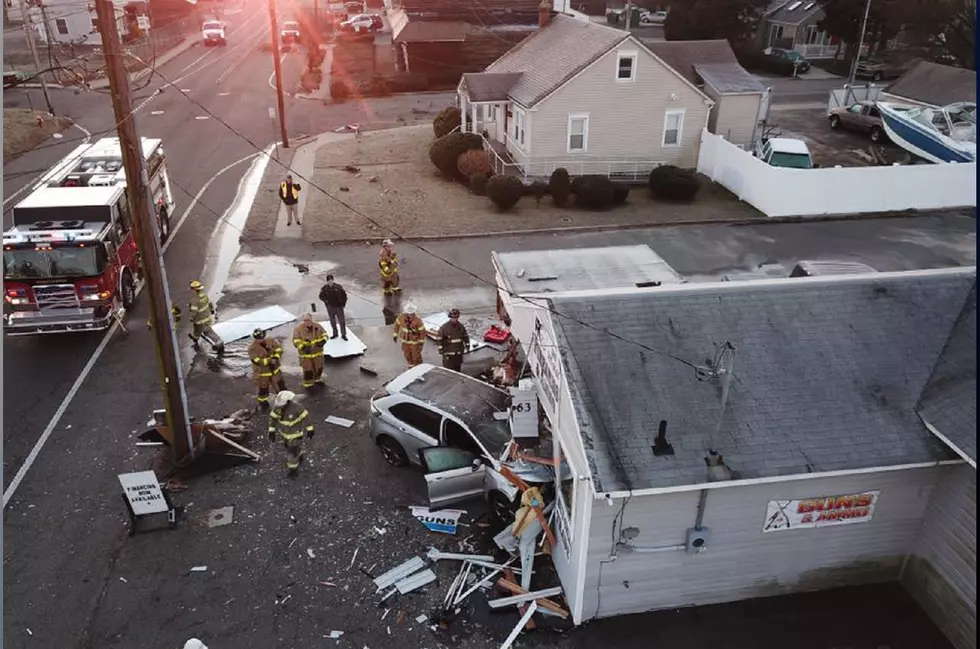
xmin=369 ymin=364 xmax=566 ymax=522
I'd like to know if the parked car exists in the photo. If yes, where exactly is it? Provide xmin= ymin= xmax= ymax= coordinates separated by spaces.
xmin=201 ymin=20 xmax=227 ymax=46
xmin=280 ymin=20 xmax=301 ymax=45
xmin=766 ymin=48 xmax=811 ymax=73
xmin=369 ymin=364 xmax=566 ymax=521
xmin=855 ymin=57 xmax=914 ymax=82
xmin=640 ymin=9 xmax=668 ymax=24
xmin=828 ymin=101 xmax=887 ymax=143
xmin=339 ymin=13 xmax=383 ymax=33
xmin=752 ymin=137 xmax=814 ymax=169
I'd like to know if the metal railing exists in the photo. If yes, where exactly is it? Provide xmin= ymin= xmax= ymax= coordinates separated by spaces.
xmin=793 ymin=43 xmax=837 ymax=59
xmin=481 ymin=135 xmax=524 ymax=180
xmin=523 ymin=156 xmax=665 ymax=182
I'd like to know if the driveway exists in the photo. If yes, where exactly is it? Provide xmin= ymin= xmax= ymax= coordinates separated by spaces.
xmin=766 ymin=107 xmax=906 ymax=167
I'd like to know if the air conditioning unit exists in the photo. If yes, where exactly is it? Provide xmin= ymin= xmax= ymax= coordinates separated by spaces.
xmin=685 ymin=527 xmax=710 ymax=555
xmin=88 ymin=174 xmax=116 ymax=186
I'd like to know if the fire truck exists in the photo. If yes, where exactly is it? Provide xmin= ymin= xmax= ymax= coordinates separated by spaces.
xmin=3 ymin=137 xmax=175 ymax=336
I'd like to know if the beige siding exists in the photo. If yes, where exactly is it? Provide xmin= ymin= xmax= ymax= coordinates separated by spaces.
xmin=902 ymin=465 xmax=976 ymax=649
xmin=581 ymin=467 xmax=947 ymax=620
xmin=528 ymin=41 xmax=711 ymax=171
xmin=711 ymin=94 xmax=762 ymax=149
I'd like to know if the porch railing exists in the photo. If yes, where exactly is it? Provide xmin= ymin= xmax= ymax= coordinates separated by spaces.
xmin=793 ymin=44 xmax=838 ymax=59
xmin=522 ymin=156 xmax=665 ymax=182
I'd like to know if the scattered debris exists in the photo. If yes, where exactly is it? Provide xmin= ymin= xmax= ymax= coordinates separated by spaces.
xmin=496 ymin=580 xmax=569 ymax=618
xmin=327 ymin=630 xmax=344 ymax=639
xmin=307 ymin=548 xmax=316 ymax=559
xmin=410 ymin=506 xmax=466 ymax=535
xmin=426 ymin=548 xmax=494 ymax=563
xmin=119 ymin=577 xmax=128 ymax=583
xmin=339 ymin=186 xmax=350 ymax=192
xmin=348 ymin=546 xmax=360 ymax=570
xmin=395 ymin=568 xmax=437 ymax=594
xmin=318 ymin=581 xmax=336 ymax=587
xmin=136 ymin=441 xmax=164 ymax=447
xmin=415 ymin=614 xmax=428 ymax=624
xmin=359 ymin=365 xmax=378 ymax=376
xmin=373 ymin=526 xmax=387 ymax=536
xmin=277 ymin=594 xmax=292 ymax=606
xmin=207 ymin=506 xmax=234 ymax=528
xmin=26 ymin=629 xmax=33 ymax=637
xmin=374 ymin=556 xmax=425 ymax=591
xmin=500 ymin=601 xmax=538 ymax=649
xmin=489 ymin=586 xmax=563 ymax=609
xmin=396 ymin=610 xmax=407 ymax=626
xmin=368 ymin=175 xmax=379 ymax=182
xmin=325 ymin=416 xmax=355 ymax=428
xmin=380 ymin=608 xmax=391 ymax=620
xmin=189 ymin=566 xmax=208 ymax=573
xmin=343 ymin=164 xmax=361 ymax=173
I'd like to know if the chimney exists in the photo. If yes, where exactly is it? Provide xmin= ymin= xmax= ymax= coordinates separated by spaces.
xmin=538 ymin=0 xmax=552 ymax=28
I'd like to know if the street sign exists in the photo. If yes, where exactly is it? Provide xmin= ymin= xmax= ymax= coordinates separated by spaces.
xmin=118 ymin=471 xmax=169 ymax=516
xmin=268 ymin=107 xmax=276 ymax=120
xmin=509 ymin=379 xmax=539 ymax=439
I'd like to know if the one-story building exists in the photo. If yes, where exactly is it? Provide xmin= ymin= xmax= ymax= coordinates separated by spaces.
xmin=883 ymin=59 xmax=978 ymax=109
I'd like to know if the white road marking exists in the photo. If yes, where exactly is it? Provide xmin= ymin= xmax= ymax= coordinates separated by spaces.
xmin=267 ymin=54 xmax=290 ymax=95
xmin=195 ymin=116 xmax=210 ymax=120
xmin=3 ymin=149 xmax=265 ymax=509
xmin=3 ymin=123 xmax=92 ymax=208
xmin=151 ymin=110 xmax=165 ymax=115
xmin=218 ymin=92 xmax=231 ymax=96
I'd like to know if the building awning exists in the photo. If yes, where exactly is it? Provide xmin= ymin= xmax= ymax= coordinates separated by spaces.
xmin=460 ymin=72 xmax=523 ymax=102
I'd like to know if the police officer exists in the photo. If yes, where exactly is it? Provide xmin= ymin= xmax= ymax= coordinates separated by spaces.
xmin=248 ymin=328 xmax=286 ymax=410
xmin=268 ymin=391 xmax=314 ymax=476
xmin=437 ymin=308 xmax=470 ymax=372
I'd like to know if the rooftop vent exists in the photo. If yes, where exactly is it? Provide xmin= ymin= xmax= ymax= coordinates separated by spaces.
xmin=652 ymin=420 xmax=674 ymax=456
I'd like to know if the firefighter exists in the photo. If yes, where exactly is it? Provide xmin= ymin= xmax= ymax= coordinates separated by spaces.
xmin=249 ymin=328 xmax=286 ymax=411
xmin=379 ymin=239 xmax=401 ymax=296
xmin=187 ymin=280 xmax=224 ymax=355
xmin=268 ymin=390 xmax=315 ymax=476
xmin=393 ymin=302 xmax=426 ymax=367
xmin=437 ymin=308 xmax=469 ymax=373
xmin=146 ymin=306 xmax=182 ymax=331
xmin=292 ymin=313 xmax=326 ymax=389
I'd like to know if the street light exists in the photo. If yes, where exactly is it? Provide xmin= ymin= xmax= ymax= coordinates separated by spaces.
xmin=847 ymin=0 xmax=873 ymax=86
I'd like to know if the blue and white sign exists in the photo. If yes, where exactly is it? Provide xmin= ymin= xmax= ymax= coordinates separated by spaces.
xmin=410 ymin=506 xmax=466 ymax=535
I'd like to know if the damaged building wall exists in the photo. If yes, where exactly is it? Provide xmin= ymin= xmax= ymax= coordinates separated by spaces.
xmin=581 ymin=467 xmax=949 ymax=621
xmin=900 ymin=464 xmax=976 ymax=649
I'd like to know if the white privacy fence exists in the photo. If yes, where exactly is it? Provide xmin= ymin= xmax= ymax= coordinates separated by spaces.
xmin=697 ymin=130 xmax=977 ymax=218
xmin=827 ymin=85 xmax=884 ymax=112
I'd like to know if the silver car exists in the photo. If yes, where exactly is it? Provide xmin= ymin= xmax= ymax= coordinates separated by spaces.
xmin=369 ymin=364 xmax=561 ymax=520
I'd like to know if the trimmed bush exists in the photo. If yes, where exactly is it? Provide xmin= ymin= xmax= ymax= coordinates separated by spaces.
xmin=612 ymin=184 xmax=630 ymax=205
xmin=330 ymin=79 xmax=352 ymax=101
xmin=549 ymin=168 xmax=571 ymax=207
xmin=433 ymin=106 xmax=461 ymax=138
xmin=575 ymin=175 xmax=616 ymax=210
xmin=486 ymin=175 xmax=524 ymax=211
xmin=570 ymin=175 xmax=588 ymax=196
xmin=530 ymin=181 xmax=548 ymax=206
xmin=469 ymin=172 xmax=489 ymax=196
xmin=429 ymin=132 xmax=483 ymax=178
xmin=457 ymin=149 xmax=492 ymax=178
xmin=648 ymin=165 xmax=701 ymax=202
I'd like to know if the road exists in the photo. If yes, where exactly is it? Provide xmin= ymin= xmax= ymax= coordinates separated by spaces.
xmin=765 ymin=75 xmax=844 ymax=106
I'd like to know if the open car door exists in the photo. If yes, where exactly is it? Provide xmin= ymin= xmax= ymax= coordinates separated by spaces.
xmin=419 ymin=447 xmax=487 ymax=508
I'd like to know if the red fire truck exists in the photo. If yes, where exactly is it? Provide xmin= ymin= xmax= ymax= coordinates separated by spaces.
xmin=3 ymin=137 xmax=175 ymax=336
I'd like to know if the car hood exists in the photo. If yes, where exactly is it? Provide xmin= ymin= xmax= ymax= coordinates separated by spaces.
xmin=502 ymin=457 xmax=572 ymax=484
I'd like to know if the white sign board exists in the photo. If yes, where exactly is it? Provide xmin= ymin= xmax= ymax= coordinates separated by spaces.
xmin=762 ymin=491 xmax=880 ymax=533
xmin=118 ymin=471 xmax=169 ymax=516
xmin=509 ymin=380 xmax=538 ymax=439
xmin=409 ymin=506 xmax=465 ymax=534
xmin=136 ymin=15 xmax=150 ymax=30
xmin=268 ymin=107 xmax=276 ymax=120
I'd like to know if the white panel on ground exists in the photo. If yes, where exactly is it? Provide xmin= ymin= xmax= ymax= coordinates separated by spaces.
xmin=212 ymin=305 xmax=296 ymax=343
xmin=321 ymin=326 xmax=367 ymax=358
xmin=421 ymin=312 xmax=492 ymax=354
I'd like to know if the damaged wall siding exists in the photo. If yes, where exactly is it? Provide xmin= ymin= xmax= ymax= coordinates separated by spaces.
xmin=900 ymin=464 xmax=976 ymax=649
xmin=581 ymin=467 xmax=947 ymax=620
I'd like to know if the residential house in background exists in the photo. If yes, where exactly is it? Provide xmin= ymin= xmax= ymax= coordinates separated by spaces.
xmin=457 ymin=14 xmax=714 ymax=180
xmin=757 ymin=0 xmax=837 ymax=59
xmin=18 ymin=0 xmax=129 ymax=45
xmin=883 ymin=60 xmax=978 ymax=108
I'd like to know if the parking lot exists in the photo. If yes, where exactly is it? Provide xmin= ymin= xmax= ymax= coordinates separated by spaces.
xmin=768 ymin=107 xmax=907 ymax=168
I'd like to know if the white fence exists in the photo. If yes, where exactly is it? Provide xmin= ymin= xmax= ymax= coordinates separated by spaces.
xmin=697 ymin=129 xmax=977 ymax=218
xmin=827 ymin=85 xmax=884 ymax=112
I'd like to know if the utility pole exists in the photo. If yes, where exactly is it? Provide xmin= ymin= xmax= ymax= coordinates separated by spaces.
xmin=94 ymin=0 xmax=195 ymax=463
xmin=267 ymin=0 xmax=290 ymax=148
xmin=847 ymin=0 xmax=872 ymax=86
xmin=624 ymin=0 xmax=632 ymax=30
xmin=17 ymin=0 xmax=54 ymax=114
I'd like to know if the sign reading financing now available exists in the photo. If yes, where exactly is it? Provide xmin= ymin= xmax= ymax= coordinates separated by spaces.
xmin=762 ymin=491 xmax=880 ymax=533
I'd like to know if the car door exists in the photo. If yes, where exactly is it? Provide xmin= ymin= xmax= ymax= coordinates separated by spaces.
xmin=441 ymin=417 xmax=492 ymax=461
xmin=842 ymin=103 xmax=863 ymax=129
xmin=385 ymin=401 xmax=443 ymax=462
xmin=419 ymin=447 xmax=487 ymax=507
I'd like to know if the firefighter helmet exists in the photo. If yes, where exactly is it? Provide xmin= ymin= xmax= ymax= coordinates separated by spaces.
xmin=404 ymin=302 xmax=417 ymax=315
xmin=252 ymin=328 xmax=266 ymax=339
xmin=448 ymin=308 xmax=461 ymax=318
xmin=382 ymin=238 xmax=394 ymax=247
xmin=189 ymin=280 xmax=203 ymax=291
xmin=274 ymin=390 xmax=296 ymax=408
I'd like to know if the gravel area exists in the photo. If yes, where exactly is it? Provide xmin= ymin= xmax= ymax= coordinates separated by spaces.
xmin=299 ymin=125 xmax=764 ymax=243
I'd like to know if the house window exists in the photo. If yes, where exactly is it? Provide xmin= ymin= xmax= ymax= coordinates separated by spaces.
xmin=567 ymin=114 xmax=589 ymax=153
xmin=616 ymin=52 xmax=637 ymax=82
xmin=511 ymin=107 xmax=526 ymax=147
xmin=768 ymin=24 xmax=783 ymax=46
xmin=55 ymin=18 xmax=69 ymax=35
xmin=662 ymin=109 xmax=684 ymax=147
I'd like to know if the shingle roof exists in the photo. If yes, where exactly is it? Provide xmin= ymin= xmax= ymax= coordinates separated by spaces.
xmin=917 ymin=282 xmax=977 ymax=464
xmin=885 ymin=60 xmax=977 ymax=107
xmin=767 ymin=0 xmax=823 ymax=25
xmin=485 ymin=14 xmax=629 ymax=107
xmin=695 ymin=63 xmax=767 ymax=94
xmin=461 ymin=72 xmax=524 ymax=102
xmin=641 ymin=39 xmax=739 ymax=86
xmin=549 ymin=269 xmax=975 ymax=493
xmin=390 ymin=8 xmax=470 ymax=43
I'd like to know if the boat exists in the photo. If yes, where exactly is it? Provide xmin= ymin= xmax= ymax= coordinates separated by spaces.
xmin=876 ymin=101 xmax=976 ymax=164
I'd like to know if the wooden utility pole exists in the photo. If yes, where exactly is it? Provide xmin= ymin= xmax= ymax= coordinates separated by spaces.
xmin=267 ymin=0 xmax=290 ymax=148
xmin=94 ymin=0 xmax=195 ymax=463
xmin=624 ymin=0 xmax=632 ymax=30
xmin=847 ymin=0 xmax=872 ymax=86
xmin=16 ymin=0 xmax=54 ymax=114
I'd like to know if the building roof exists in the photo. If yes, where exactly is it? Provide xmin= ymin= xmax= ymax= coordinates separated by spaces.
xmin=642 ymin=39 xmax=740 ymax=86
xmin=763 ymin=0 xmax=790 ymax=16
xmin=917 ymin=282 xmax=977 ymax=465
xmin=695 ymin=62 xmax=767 ymax=94
xmin=549 ymin=268 xmax=975 ymax=493
xmin=485 ymin=14 xmax=630 ymax=107
xmin=885 ymin=60 xmax=977 ymax=107
xmin=393 ymin=19 xmax=470 ymax=42
xmin=493 ymin=245 xmax=684 ymax=295
xmin=766 ymin=0 xmax=823 ymax=25
xmin=460 ymin=72 xmax=524 ymax=102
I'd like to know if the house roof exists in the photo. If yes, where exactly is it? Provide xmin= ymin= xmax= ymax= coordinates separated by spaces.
xmin=885 ymin=60 xmax=977 ymax=107
xmin=695 ymin=62 xmax=767 ymax=94
xmin=763 ymin=0 xmax=790 ymax=16
xmin=766 ymin=0 xmax=823 ymax=26
xmin=641 ymin=39 xmax=740 ymax=86
xmin=390 ymin=9 xmax=470 ymax=43
xmin=460 ymin=72 xmax=524 ymax=102
xmin=484 ymin=14 xmax=630 ymax=107
xmin=548 ymin=268 xmax=975 ymax=493
xmin=493 ymin=245 xmax=685 ymax=295
xmin=917 ymin=282 xmax=977 ymax=465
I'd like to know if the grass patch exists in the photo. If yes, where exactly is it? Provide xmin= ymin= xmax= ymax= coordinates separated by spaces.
xmin=3 ymin=109 xmax=74 ymax=160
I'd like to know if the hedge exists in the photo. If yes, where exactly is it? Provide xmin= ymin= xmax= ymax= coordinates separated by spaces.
xmin=486 ymin=175 xmax=524 ymax=211
xmin=457 ymin=149 xmax=491 ymax=178
xmin=648 ymin=165 xmax=701 ymax=202
xmin=429 ymin=132 xmax=483 ymax=179
xmin=469 ymin=172 xmax=489 ymax=196
xmin=549 ymin=168 xmax=571 ymax=207
xmin=574 ymin=175 xmax=616 ymax=210
xmin=433 ymin=106 xmax=461 ymax=139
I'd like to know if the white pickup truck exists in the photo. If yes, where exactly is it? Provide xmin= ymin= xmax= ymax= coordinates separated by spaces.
xmin=201 ymin=20 xmax=227 ymax=46
xmin=280 ymin=20 xmax=301 ymax=45
xmin=752 ymin=137 xmax=814 ymax=169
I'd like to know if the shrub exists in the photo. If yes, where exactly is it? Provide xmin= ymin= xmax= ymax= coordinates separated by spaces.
xmin=457 ymin=149 xmax=492 ymax=178
xmin=612 ymin=184 xmax=630 ymax=205
xmin=549 ymin=168 xmax=571 ymax=207
xmin=570 ymin=175 xmax=588 ymax=196
xmin=648 ymin=165 xmax=701 ymax=202
xmin=429 ymin=132 xmax=483 ymax=178
xmin=530 ymin=181 xmax=548 ymax=206
xmin=330 ymin=79 xmax=352 ymax=101
xmin=433 ymin=106 xmax=461 ymax=138
xmin=575 ymin=175 xmax=616 ymax=210
xmin=486 ymin=175 xmax=525 ymax=211
xmin=469 ymin=172 xmax=489 ymax=196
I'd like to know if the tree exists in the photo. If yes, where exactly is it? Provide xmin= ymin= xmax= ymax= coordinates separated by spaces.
xmin=819 ymin=0 xmax=908 ymax=62
xmin=900 ymin=0 xmax=975 ymax=69
xmin=663 ymin=0 xmax=771 ymax=48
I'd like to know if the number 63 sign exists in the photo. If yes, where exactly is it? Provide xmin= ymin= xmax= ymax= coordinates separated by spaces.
xmin=509 ymin=386 xmax=538 ymax=439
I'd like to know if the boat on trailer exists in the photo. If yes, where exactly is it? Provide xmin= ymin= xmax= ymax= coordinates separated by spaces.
xmin=876 ymin=101 xmax=976 ymax=164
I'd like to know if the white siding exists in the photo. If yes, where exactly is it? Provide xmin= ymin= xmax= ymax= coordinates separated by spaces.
xmin=901 ymin=465 xmax=976 ymax=649
xmin=581 ymin=467 xmax=946 ymax=620
xmin=709 ymin=93 xmax=762 ymax=149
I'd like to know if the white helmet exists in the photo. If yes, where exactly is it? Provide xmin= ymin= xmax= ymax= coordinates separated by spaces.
xmin=274 ymin=391 xmax=296 ymax=408
xmin=183 ymin=640 xmax=209 ymax=649
xmin=382 ymin=238 xmax=394 ymax=247
xmin=404 ymin=302 xmax=417 ymax=315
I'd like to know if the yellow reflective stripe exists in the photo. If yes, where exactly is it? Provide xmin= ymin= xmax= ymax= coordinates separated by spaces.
xmin=305 ymin=425 xmax=315 ymax=432
xmin=280 ymin=410 xmax=309 ymax=427
xmin=270 ymin=410 xmax=281 ymax=420
xmin=280 ymin=431 xmax=304 ymax=440
xmin=253 ymin=357 xmax=270 ymax=365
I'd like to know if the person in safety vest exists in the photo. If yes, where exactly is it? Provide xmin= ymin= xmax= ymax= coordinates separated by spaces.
xmin=248 ymin=328 xmax=286 ymax=411
xmin=378 ymin=239 xmax=401 ymax=296
xmin=437 ymin=308 xmax=469 ymax=372
xmin=393 ymin=302 xmax=426 ymax=367
xmin=147 ymin=306 xmax=182 ymax=331
xmin=292 ymin=313 xmax=326 ymax=389
xmin=279 ymin=174 xmax=302 ymax=226
xmin=187 ymin=280 xmax=224 ymax=355
xmin=268 ymin=390 xmax=314 ymax=476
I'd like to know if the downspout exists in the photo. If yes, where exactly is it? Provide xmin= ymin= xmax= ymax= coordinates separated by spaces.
xmin=695 ymin=449 xmax=734 ymax=531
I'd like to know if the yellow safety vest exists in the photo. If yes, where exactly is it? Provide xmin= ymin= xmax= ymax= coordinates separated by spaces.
xmin=280 ymin=182 xmax=299 ymax=201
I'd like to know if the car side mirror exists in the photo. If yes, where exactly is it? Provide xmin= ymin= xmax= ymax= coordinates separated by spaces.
xmin=471 ymin=458 xmax=483 ymax=471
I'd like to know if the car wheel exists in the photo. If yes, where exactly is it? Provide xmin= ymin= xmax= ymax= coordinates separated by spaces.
xmin=829 ymin=115 xmax=841 ymax=130
xmin=121 ymin=270 xmax=136 ymax=311
xmin=870 ymin=125 xmax=884 ymax=143
xmin=159 ymin=205 xmax=171 ymax=244
xmin=489 ymin=490 xmax=516 ymax=526
xmin=377 ymin=435 xmax=408 ymax=467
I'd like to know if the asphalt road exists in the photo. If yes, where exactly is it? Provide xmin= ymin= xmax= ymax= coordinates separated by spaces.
xmin=765 ymin=76 xmax=844 ymax=106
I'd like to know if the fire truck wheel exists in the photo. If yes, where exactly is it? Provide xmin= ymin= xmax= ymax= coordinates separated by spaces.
xmin=159 ymin=206 xmax=171 ymax=243
xmin=121 ymin=271 xmax=137 ymax=311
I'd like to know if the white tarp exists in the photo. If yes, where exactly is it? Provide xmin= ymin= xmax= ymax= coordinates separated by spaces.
xmin=211 ymin=305 xmax=296 ymax=343
xmin=320 ymin=326 xmax=367 ymax=358
xmin=762 ymin=491 xmax=880 ymax=533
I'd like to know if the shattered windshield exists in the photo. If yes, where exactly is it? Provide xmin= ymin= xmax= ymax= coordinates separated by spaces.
xmin=4 ymin=247 xmax=103 ymax=279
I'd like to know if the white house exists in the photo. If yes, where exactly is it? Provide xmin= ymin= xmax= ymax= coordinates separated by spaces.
xmin=16 ymin=0 xmax=129 ymax=46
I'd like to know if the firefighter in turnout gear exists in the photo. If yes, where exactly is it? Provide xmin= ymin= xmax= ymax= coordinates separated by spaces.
xmin=147 ymin=306 xmax=182 ymax=331
xmin=437 ymin=308 xmax=470 ymax=372
xmin=379 ymin=239 xmax=401 ymax=296
xmin=249 ymin=328 xmax=287 ymax=410
xmin=393 ymin=302 xmax=426 ymax=367
xmin=268 ymin=391 xmax=314 ymax=476
xmin=292 ymin=313 xmax=327 ymax=389
xmin=187 ymin=280 xmax=224 ymax=354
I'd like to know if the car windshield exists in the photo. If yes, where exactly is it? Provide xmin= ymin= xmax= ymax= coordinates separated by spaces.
xmin=4 ymin=246 xmax=103 ymax=279
xmin=203 ymin=21 xmax=221 ymax=29
xmin=284 ymin=22 xmax=298 ymax=29
xmin=769 ymin=152 xmax=812 ymax=169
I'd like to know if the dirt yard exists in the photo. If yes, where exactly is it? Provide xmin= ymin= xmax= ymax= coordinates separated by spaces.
xmin=301 ymin=125 xmax=764 ymax=243
xmin=3 ymin=109 xmax=74 ymax=161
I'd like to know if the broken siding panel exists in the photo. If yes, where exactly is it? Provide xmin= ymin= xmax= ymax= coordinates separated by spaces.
xmin=530 ymin=44 xmax=710 ymax=167
xmin=902 ymin=465 xmax=976 ymax=649
xmin=581 ymin=467 xmax=945 ymax=620
xmin=712 ymin=94 xmax=762 ymax=149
